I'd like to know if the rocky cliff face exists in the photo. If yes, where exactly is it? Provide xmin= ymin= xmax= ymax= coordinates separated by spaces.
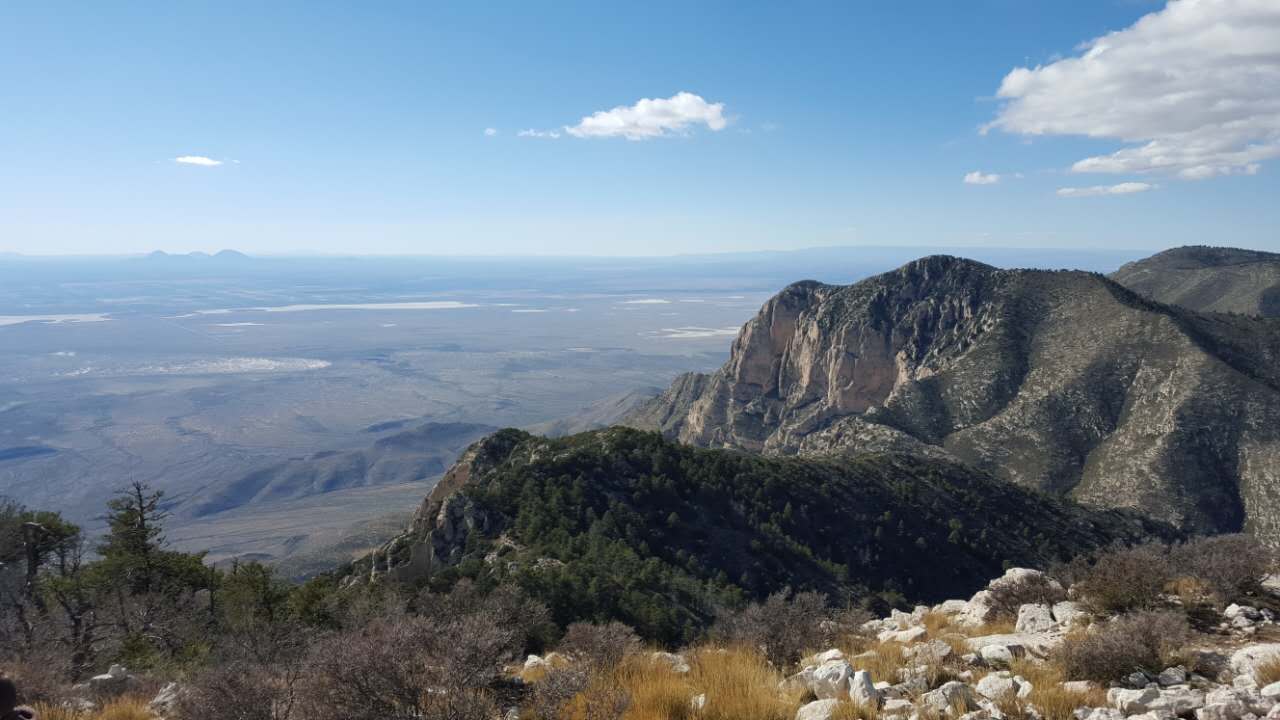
xmin=625 ymin=256 xmax=1280 ymax=545
xmin=1110 ymin=246 xmax=1280 ymax=317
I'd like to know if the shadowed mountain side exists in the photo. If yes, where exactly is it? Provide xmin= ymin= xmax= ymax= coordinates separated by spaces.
xmin=349 ymin=427 xmax=1175 ymax=644
xmin=625 ymin=255 xmax=1280 ymax=545
xmin=1111 ymin=246 xmax=1280 ymax=317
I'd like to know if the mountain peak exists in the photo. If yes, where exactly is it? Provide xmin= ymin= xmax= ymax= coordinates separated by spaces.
xmin=627 ymin=253 xmax=1280 ymax=546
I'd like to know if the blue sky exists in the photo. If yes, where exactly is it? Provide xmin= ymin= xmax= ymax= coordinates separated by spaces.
xmin=2 ymin=1 xmax=1277 ymax=255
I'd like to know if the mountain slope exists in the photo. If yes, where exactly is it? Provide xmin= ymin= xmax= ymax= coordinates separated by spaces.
xmin=625 ymin=255 xmax=1280 ymax=545
xmin=1110 ymin=246 xmax=1280 ymax=317
xmin=182 ymin=421 xmax=496 ymax=518
xmin=354 ymin=427 xmax=1171 ymax=643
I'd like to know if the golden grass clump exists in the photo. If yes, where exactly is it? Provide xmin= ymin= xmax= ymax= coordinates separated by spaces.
xmin=686 ymin=647 xmax=804 ymax=720
xmin=849 ymin=641 xmax=906 ymax=685
xmin=1008 ymin=658 xmax=1107 ymax=720
xmin=31 ymin=697 xmax=155 ymax=720
xmin=542 ymin=646 xmax=805 ymax=720
xmin=831 ymin=699 xmax=880 ymax=720
xmin=95 ymin=698 xmax=155 ymax=720
xmin=1255 ymin=654 xmax=1280 ymax=687
xmin=31 ymin=705 xmax=85 ymax=720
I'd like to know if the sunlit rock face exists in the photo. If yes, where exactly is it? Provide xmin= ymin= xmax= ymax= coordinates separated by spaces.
xmin=628 ymin=255 xmax=1280 ymax=546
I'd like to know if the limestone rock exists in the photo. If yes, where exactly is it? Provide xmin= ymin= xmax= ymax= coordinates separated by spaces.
xmin=1230 ymin=645 xmax=1280 ymax=680
xmin=812 ymin=660 xmax=855 ymax=700
xmin=1015 ymin=604 xmax=1058 ymax=634
xmin=797 ymin=699 xmax=843 ymax=720
xmin=1108 ymin=687 xmax=1160 ymax=714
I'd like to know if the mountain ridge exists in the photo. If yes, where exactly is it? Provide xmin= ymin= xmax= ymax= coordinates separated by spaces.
xmin=625 ymin=254 xmax=1280 ymax=545
xmin=1110 ymin=245 xmax=1280 ymax=317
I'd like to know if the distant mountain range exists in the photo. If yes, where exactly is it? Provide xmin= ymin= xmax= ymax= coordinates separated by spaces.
xmin=626 ymin=252 xmax=1280 ymax=545
xmin=181 ymin=421 xmax=496 ymax=518
xmin=1110 ymin=245 xmax=1280 ymax=317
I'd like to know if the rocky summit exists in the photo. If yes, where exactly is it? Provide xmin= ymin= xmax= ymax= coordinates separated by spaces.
xmin=625 ymin=255 xmax=1280 ymax=546
xmin=1111 ymin=246 xmax=1280 ymax=318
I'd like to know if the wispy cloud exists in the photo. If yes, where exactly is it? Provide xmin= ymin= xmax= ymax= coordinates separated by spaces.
xmin=518 ymin=128 xmax=561 ymax=139
xmin=173 ymin=156 xmax=224 ymax=167
xmin=483 ymin=127 xmax=497 ymax=137
xmin=963 ymin=171 xmax=1000 ymax=185
xmin=563 ymin=92 xmax=727 ymax=140
xmin=987 ymin=0 xmax=1280 ymax=181
xmin=1056 ymin=182 xmax=1155 ymax=197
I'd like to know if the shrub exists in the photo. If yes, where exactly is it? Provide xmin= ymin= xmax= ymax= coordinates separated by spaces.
xmin=526 ymin=666 xmax=593 ymax=720
xmin=557 ymin=622 xmax=641 ymax=671
xmin=987 ymin=573 xmax=1064 ymax=619
xmin=1054 ymin=611 xmax=1191 ymax=682
xmin=301 ymin=605 xmax=517 ymax=720
xmin=710 ymin=590 xmax=830 ymax=669
xmin=174 ymin=661 xmax=300 ymax=720
xmin=1060 ymin=543 xmax=1172 ymax=615
xmin=1168 ymin=535 xmax=1276 ymax=606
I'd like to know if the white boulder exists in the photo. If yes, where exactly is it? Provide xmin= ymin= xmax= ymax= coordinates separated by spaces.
xmin=812 ymin=660 xmax=855 ymax=700
xmin=1107 ymin=687 xmax=1159 ymax=714
xmin=796 ymin=699 xmax=842 ymax=720
xmin=1015 ymin=604 xmax=1058 ymax=634
xmin=879 ymin=626 xmax=928 ymax=644
xmin=849 ymin=670 xmax=881 ymax=707
xmin=921 ymin=681 xmax=979 ymax=714
xmin=1231 ymin=644 xmax=1280 ymax=680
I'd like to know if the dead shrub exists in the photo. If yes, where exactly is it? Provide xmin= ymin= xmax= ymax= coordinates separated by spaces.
xmin=710 ymin=590 xmax=832 ymax=669
xmin=1059 ymin=543 xmax=1172 ymax=615
xmin=527 ymin=666 xmax=592 ymax=720
xmin=988 ymin=573 xmax=1064 ymax=619
xmin=1168 ymin=534 xmax=1276 ymax=606
xmin=557 ymin=622 xmax=641 ymax=672
xmin=174 ymin=661 xmax=301 ymax=720
xmin=1053 ymin=610 xmax=1191 ymax=683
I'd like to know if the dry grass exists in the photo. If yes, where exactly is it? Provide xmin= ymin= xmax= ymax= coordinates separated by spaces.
xmin=849 ymin=641 xmax=906 ymax=685
xmin=1255 ymin=655 xmax=1280 ymax=687
xmin=686 ymin=647 xmax=804 ymax=720
xmin=921 ymin=611 xmax=952 ymax=637
xmin=30 ymin=697 xmax=155 ymax=720
xmin=31 ymin=705 xmax=85 ymax=720
xmin=1008 ymin=658 xmax=1107 ymax=720
xmin=832 ymin=700 xmax=880 ymax=720
xmin=95 ymin=698 xmax=155 ymax=720
xmin=534 ymin=646 xmax=803 ymax=720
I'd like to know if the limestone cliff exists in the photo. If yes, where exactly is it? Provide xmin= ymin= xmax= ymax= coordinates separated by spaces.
xmin=625 ymin=255 xmax=1280 ymax=545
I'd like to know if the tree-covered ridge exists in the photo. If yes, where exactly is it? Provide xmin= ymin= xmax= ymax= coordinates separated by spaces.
xmin=408 ymin=427 xmax=1174 ymax=645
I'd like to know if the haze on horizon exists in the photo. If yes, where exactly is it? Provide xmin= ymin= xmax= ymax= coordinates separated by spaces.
xmin=3 ymin=0 xmax=1280 ymax=257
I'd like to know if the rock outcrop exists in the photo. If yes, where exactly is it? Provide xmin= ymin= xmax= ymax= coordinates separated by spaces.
xmin=626 ymin=255 xmax=1280 ymax=545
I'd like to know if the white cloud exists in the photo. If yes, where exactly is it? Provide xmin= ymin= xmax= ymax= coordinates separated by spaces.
xmin=483 ymin=127 xmax=498 ymax=137
xmin=174 ymin=156 xmax=224 ymax=167
xmin=964 ymin=171 xmax=1001 ymax=185
xmin=564 ymin=92 xmax=727 ymax=140
xmin=1056 ymin=182 xmax=1156 ymax=197
xmin=518 ymin=128 xmax=561 ymax=139
xmin=988 ymin=0 xmax=1280 ymax=181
